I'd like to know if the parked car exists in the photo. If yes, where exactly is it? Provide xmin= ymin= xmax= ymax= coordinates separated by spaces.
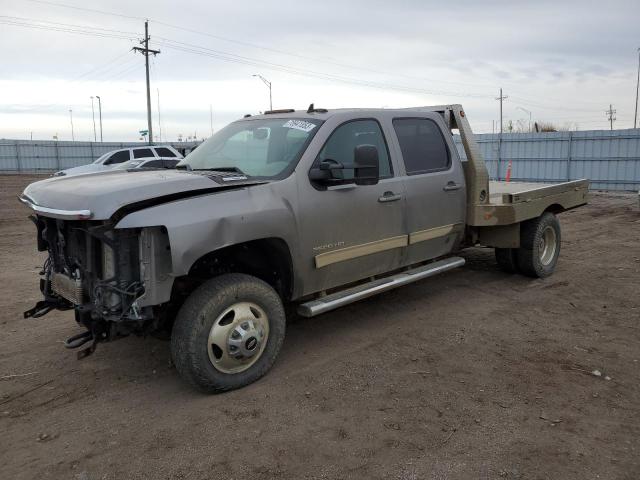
xmin=53 ymin=145 xmax=183 ymax=177
xmin=20 ymin=105 xmax=589 ymax=393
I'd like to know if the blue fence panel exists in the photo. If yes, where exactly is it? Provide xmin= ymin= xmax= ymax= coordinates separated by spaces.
xmin=453 ymin=128 xmax=640 ymax=191
xmin=2 ymin=130 xmax=639 ymax=190
xmin=0 ymin=140 xmax=200 ymax=173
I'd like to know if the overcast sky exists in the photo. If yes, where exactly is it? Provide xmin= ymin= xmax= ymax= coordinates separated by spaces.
xmin=1 ymin=0 xmax=639 ymax=141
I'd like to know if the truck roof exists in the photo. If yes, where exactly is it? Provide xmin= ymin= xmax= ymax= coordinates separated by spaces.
xmin=244 ymin=106 xmax=449 ymax=122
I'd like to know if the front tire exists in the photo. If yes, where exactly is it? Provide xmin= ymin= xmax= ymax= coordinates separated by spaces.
xmin=171 ymin=273 xmax=286 ymax=393
xmin=516 ymin=212 xmax=561 ymax=278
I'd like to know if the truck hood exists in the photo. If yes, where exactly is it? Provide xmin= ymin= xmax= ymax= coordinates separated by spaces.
xmin=21 ymin=169 xmax=263 ymax=221
xmin=57 ymin=163 xmax=111 ymax=177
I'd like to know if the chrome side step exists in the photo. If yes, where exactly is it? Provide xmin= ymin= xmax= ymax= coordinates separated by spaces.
xmin=297 ymin=256 xmax=465 ymax=318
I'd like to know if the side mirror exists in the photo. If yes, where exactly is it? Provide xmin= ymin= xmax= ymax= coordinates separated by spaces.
xmin=353 ymin=144 xmax=379 ymax=186
xmin=308 ymin=159 xmax=343 ymax=181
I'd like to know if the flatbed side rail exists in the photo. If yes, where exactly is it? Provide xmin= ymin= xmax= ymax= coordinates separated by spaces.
xmin=500 ymin=179 xmax=589 ymax=204
xmin=470 ymin=179 xmax=589 ymax=227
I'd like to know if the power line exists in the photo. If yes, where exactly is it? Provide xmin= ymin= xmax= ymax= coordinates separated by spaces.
xmin=15 ymin=0 xmax=621 ymax=112
xmin=21 ymin=0 xmax=144 ymax=21
xmin=17 ymin=1 xmax=499 ymax=91
xmin=9 ymin=1 xmax=630 ymax=130
xmin=155 ymin=40 xmax=491 ymax=100
xmin=2 ymin=15 xmax=493 ymax=100
xmin=7 ymin=7 xmax=618 ymax=114
xmin=0 ymin=15 xmax=139 ymax=36
xmin=0 ymin=19 xmax=137 ymax=41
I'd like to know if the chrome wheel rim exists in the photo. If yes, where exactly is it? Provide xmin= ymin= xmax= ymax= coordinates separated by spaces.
xmin=207 ymin=302 xmax=269 ymax=374
xmin=539 ymin=226 xmax=557 ymax=266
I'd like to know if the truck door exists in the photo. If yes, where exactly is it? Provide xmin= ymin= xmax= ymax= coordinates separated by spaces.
xmin=296 ymin=118 xmax=407 ymax=294
xmin=390 ymin=116 xmax=466 ymax=265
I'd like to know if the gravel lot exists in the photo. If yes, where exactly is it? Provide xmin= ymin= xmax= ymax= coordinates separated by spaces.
xmin=1 ymin=174 xmax=639 ymax=480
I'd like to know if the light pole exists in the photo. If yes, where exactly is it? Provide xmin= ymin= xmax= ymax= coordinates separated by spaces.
xmin=90 ymin=97 xmax=97 ymax=141
xmin=516 ymin=106 xmax=532 ymax=132
xmin=69 ymin=109 xmax=75 ymax=141
xmin=634 ymin=47 xmax=639 ymax=129
xmin=252 ymin=74 xmax=272 ymax=111
xmin=95 ymin=95 xmax=103 ymax=142
xmin=210 ymin=104 xmax=214 ymax=137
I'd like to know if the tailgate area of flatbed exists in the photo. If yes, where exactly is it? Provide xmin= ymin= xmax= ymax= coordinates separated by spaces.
xmin=468 ymin=179 xmax=589 ymax=227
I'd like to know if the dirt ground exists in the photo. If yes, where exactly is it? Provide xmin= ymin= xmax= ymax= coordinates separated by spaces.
xmin=0 ymin=174 xmax=639 ymax=480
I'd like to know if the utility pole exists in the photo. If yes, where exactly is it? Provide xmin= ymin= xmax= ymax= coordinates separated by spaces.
xmin=634 ymin=47 xmax=639 ymax=129
xmin=253 ymin=74 xmax=272 ymax=111
xmin=69 ymin=109 xmax=75 ymax=141
xmin=606 ymin=104 xmax=616 ymax=130
xmin=157 ymin=88 xmax=162 ymax=142
xmin=90 ymin=96 xmax=97 ymax=141
xmin=95 ymin=96 xmax=103 ymax=141
xmin=133 ymin=20 xmax=160 ymax=145
xmin=495 ymin=88 xmax=508 ymax=180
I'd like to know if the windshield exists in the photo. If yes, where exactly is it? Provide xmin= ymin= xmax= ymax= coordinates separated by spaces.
xmin=179 ymin=117 xmax=322 ymax=177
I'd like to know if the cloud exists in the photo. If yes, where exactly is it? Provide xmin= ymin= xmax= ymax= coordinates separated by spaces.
xmin=1 ymin=0 xmax=639 ymax=139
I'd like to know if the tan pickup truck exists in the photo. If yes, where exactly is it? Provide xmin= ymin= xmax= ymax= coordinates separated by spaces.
xmin=20 ymin=103 xmax=588 ymax=392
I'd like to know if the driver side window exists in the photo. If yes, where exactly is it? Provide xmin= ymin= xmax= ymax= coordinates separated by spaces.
xmin=316 ymin=119 xmax=392 ymax=181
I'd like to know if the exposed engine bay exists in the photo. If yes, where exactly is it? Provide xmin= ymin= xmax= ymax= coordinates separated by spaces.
xmin=25 ymin=215 xmax=170 ymax=357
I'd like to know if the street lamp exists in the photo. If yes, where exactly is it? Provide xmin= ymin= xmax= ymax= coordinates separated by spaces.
xmin=634 ymin=47 xmax=639 ymax=129
xmin=90 ymin=97 xmax=97 ymax=142
xmin=95 ymin=95 xmax=103 ymax=142
xmin=516 ymin=106 xmax=532 ymax=132
xmin=69 ymin=109 xmax=75 ymax=141
xmin=252 ymin=74 xmax=272 ymax=111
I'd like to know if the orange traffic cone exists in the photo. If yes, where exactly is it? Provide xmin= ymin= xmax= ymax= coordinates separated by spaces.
xmin=505 ymin=159 xmax=513 ymax=182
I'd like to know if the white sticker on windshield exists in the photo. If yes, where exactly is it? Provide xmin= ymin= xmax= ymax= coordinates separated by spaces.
xmin=283 ymin=119 xmax=316 ymax=132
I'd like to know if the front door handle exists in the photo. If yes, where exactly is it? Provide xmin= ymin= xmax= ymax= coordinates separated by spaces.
xmin=378 ymin=191 xmax=402 ymax=203
xmin=443 ymin=181 xmax=461 ymax=192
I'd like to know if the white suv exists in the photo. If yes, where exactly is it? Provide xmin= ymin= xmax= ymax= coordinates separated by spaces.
xmin=54 ymin=145 xmax=183 ymax=177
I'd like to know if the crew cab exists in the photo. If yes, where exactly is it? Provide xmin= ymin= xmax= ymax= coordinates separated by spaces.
xmin=19 ymin=105 xmax=588 ymax=393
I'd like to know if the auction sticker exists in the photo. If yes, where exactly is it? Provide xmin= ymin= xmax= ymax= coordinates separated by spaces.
xmin=283 ymin=120 xmax=316 ymax=132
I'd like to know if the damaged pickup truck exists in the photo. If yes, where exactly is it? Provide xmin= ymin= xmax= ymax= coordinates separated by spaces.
xmin=20 ymin=105 xmax=589 ymax=393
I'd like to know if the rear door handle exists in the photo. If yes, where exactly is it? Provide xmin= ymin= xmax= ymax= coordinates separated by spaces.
xmin=443 ymin=182 xmax=461 ymax=192
xmin=378 ymin=191 xmax=402 ymax=203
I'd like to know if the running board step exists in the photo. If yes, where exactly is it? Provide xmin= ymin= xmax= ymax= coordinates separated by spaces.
xmin=297 ymin=256 xmax=465 ymax=318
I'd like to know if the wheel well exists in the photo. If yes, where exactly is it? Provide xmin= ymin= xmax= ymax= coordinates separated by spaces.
xmin=182 ymin=238 xmax=294 ymax=301
xmin=544 ymin=203 xmax=565 ymax=215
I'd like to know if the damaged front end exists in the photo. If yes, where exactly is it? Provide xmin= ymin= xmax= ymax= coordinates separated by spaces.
xmin=24 ymin=208 xmax=171 ymax=358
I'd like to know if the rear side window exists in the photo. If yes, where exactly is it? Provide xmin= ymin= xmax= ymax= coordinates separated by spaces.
xmin=393 ymin=118 xmax=450 ymax=174
xmin=154 ymin=147 xmax=176 ymax=158
xmin=105 ymin=150 xmax=130 ymax=164
xmin=133 ymin=148 xmax=155 ymax=159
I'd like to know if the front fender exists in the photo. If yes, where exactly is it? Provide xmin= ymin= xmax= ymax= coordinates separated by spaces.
xmin=115 ymin=181 xmax=300 ymax=280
